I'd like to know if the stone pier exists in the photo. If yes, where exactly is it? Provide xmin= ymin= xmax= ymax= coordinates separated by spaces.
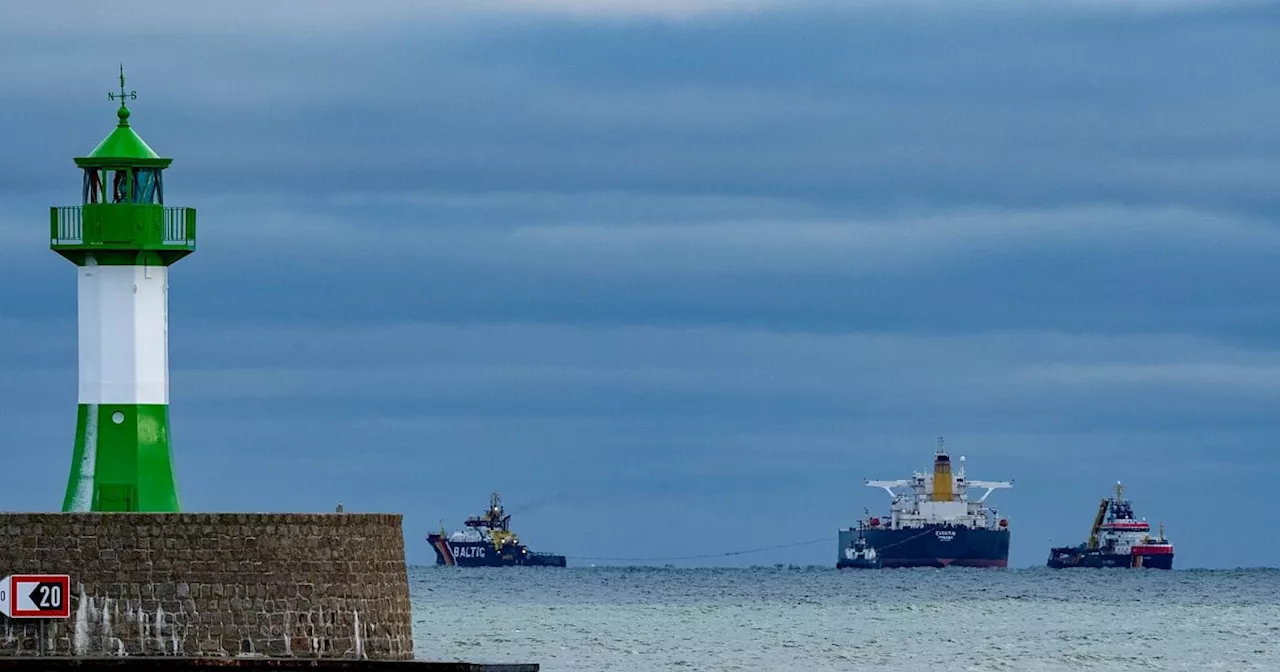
xmin=0 ymin=513 xmax=412 ymax=659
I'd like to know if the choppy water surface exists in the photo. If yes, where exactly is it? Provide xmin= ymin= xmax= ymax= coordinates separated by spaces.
xmin=410 ymin=566 xmax=1280 ymax=671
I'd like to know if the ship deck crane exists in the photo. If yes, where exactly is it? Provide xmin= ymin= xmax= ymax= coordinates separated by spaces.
xmin=1087 ymin=498 xmax=1110 ymax=550
xmin=865 ymin=479 xmax=910 ymax=498
xmin=965 ymin=480 xmax=1013 ymax=503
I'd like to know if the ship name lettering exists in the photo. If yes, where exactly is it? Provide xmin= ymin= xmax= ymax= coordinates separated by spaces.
xmin=935 ymin=530 xmax=956 ymax=542
xmin=450 ymin=545 xmax=486 ymax=559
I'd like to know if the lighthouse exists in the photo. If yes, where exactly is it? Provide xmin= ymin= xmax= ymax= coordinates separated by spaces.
xmin=51 ymin=68 xmax=196 ymax=512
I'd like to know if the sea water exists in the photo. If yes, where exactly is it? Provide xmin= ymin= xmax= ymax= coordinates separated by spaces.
xmin=410 ymin=565 xmax=1280 ymax=671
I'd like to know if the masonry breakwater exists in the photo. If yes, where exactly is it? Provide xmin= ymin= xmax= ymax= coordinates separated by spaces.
xmin=0 ymin=513 xmax=413 ymax=659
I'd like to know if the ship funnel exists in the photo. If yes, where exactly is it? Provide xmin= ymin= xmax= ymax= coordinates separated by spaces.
xmin=931 ymin=438 xmax=954 ymax=502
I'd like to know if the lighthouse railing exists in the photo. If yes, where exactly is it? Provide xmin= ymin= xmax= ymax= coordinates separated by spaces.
xmin=162 ymin=206 xmax=195 ymax=245
xmin=50 ymin=205 xmax=196 ymax=249
xmin=50 ymin=206 xmax=83 ymax=244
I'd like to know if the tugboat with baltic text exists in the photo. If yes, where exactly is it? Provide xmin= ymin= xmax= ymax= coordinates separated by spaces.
xmin=1047 ymin=481 xmax=1173 ymax=569
xmin=839 ymin=438 xmax=1014 ymax=568
xmin=428 ymin=492 xmax=567 ymax=567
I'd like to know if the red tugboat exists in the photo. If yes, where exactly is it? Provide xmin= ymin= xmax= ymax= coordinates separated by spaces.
xmin=1047 ymin=481 xmax=1174 ymax=569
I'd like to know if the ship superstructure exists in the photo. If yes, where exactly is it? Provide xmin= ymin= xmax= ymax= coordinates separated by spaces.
xmin=1047 ymin=482 xmax=1173 ymax=569
xmin=839 ymin=438 xmax=1013 ymax=568
xmin=427 ymin=492 xmax=566 ymax=567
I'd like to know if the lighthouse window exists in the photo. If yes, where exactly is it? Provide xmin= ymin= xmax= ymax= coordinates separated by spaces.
xmin=132 ymin=169 xmax=161 ymax=204
xmin=111 ymin=170 xmax=129 ymax=203
xmin=82 ymin=168 xmax=163 ymax=204
xmin=82 ymin=169 xmax=106 ymax=204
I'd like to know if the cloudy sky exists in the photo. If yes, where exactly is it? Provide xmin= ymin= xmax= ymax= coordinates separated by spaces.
xmin=1 ymin=0 xmax=1277 ymax=568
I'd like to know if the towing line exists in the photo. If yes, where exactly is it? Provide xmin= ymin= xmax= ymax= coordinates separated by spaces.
xmin=868 ymin=527 xmax=935 ymax=551
xmin=568 ymin=537 xmax=830 ymax=563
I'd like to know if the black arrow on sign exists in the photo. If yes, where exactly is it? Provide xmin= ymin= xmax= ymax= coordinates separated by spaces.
xmin=28 ymin=582 xmax=63 ymax=610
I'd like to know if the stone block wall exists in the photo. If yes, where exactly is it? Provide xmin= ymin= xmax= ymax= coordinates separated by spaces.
xmin=0 ymin=513 xmax=413 ymax=659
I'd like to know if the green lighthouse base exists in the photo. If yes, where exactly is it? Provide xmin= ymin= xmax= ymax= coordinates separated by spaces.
xmin=62 ymin=403 xmax=180 ymax=512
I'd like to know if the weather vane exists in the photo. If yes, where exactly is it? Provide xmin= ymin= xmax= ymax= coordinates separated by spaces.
xmin=107 ymin=64 xmax=136 ymax=107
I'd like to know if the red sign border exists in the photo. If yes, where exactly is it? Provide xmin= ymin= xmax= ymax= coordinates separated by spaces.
xmin=8 ymin=574 xmax=71 ymax=619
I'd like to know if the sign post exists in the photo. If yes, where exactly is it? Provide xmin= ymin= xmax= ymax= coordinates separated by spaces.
xmin=0 ymin=574 xmax=71 ymax=619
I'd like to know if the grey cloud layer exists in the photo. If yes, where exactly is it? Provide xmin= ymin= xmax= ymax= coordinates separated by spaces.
xmin=0 ymin=0 xmax=1276 ymax=567
xmin=4 ymin=2 xmax=1278 ymax=212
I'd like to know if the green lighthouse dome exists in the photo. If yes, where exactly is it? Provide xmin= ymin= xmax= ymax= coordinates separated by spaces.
xmin=75 ymin=68 xmax=171 ymax=168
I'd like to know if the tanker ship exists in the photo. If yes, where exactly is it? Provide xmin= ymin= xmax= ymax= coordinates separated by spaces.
xmin=838 ymin=438 xmax=1013 ymax=568
xmin=427 ymin=492 xmax=567 ymax=567
xmin=1047 ymin=482 xmax=1173 ymax=569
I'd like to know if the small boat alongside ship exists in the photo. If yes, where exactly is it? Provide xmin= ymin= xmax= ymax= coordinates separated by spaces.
xmin=427 ymin=492 xmax=567 ymax=567
xmin=840 ymin=438 xmax=1013 ymax=568
xmin=1047 ymin=481 xmax=1173 ymax=569
xmin=837 ymin=529 xmax=881 ymax=569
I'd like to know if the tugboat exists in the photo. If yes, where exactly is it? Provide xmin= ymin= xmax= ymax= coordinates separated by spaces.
xmin=839 ymin=437 xmax=1013 ymax=568
xmin=427 ymin=492 xmax=567 ymax=567
xmin=1047 ymin=481 xmax=1173 ymax=569
xmin=837 ymin=529 xmax=881 ymax=569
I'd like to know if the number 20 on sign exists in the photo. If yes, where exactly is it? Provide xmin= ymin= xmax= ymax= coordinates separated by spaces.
xmin=0 ymin=574 xmax=71 ymax=619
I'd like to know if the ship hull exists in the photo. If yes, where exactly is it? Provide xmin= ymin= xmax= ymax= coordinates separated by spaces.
xmin=1047 ymin=547 xmax=1173 ymax=570
xmin=840 ymin=526 xmax=1010 ymax=568
xmin=427 ymin=535 xmax=567 ymax=568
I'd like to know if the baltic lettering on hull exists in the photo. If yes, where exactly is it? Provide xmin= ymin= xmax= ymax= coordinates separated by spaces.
xmin=450 ymin=545 xmax=487 ymax=559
